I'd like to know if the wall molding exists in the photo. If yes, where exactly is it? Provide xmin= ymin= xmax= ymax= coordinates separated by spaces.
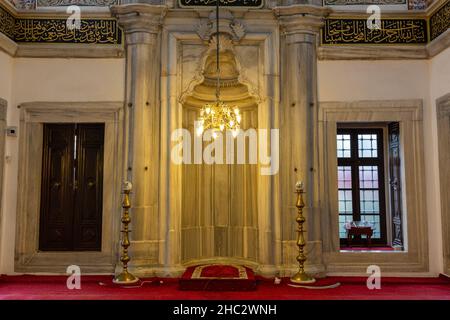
xmin=15 ymin=43 xmax=124 ymax=58
xmin=318 ymin=99 xmax=429 ymax=273
xmin=15 ymin=101 xmax=124 ymax=274
xmin=436 ymin=93 xmax=450 ymax=276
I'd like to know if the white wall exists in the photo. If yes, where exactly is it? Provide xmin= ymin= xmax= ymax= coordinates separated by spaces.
xmin=0 ymin=51 xmax=13 ymax=101
xmin=429 ymin=47 xmax=450 ymax=275
xmin=1 ymin=54 xmax=448 ymax=275
xmin=318 ymin=60 xmax=430 ymax=101
xmin=0 ymin=57 xmax=125 ymax=274
xmin=0 ymin=50 xmax=14 ymax=274
xmin=318 ymin=58 xmax=448 ymax=275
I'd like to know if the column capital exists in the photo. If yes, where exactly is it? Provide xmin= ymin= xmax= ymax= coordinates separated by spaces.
xmin=274 ymin=5 xmax=330 ymax=38
xmin=111 ymin=4 xmax=168 ymax=44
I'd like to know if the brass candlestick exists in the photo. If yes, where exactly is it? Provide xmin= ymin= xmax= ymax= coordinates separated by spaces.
xmin=113 ymin=181 xmax=139 ymax=284
xmin=291 ymin=181 xmax=316 ymax=284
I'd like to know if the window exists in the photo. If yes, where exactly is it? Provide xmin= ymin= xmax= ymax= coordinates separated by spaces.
xmin=337 ymin=128 xmax=387 ymax=245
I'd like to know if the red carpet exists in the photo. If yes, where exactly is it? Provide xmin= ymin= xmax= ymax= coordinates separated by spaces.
xmin=0 ymin=275 xmax=449 ymax=300
xmin=179 ymin=264 xmax=256 ymax=291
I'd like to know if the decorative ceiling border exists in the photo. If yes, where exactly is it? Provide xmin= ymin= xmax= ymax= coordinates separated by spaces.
xmin=0 ymin=1 xmax=448 ymax=59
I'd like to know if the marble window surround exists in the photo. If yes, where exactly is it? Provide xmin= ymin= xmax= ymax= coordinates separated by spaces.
xmin=318 ymin=100 xmax=429 ymax=274
xmin=436 ymin=93 xmax=450 ymax=276
xmin=15 ymin=101 xmax=124 ymax=273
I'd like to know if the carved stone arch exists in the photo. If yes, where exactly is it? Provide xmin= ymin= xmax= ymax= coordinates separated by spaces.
xmin=179 ymin=34 xmax=261 ymax=107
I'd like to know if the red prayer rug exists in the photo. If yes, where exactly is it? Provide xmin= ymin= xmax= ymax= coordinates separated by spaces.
xmin=179 ymin=264 xmax=257 ymax=291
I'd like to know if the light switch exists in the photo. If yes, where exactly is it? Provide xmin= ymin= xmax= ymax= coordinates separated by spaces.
xmin=6 ymin=127 xmax=17 ymax=137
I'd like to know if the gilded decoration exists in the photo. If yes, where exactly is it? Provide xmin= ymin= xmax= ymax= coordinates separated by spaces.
xmin=322 ymin=18 xmax=428 ymax=44
xmin=0 ymin=2 xmax=122 ymax=44
xmin=430 ymin=1 xmax=450 ymax=40
xmin=324 ymin=0 xmax=406 ymax=5
xmin=14 ymin=18 xmax=122 ymax=44
xmin=36 ymin=0 xmax=118 ymax=6
xmin=0 ymin=5 xmax=15 ymax=40
xmin=179 ymin=0 xmax=264 ymax=7
xmin=9 ymin=0 xmax=117 ymax=8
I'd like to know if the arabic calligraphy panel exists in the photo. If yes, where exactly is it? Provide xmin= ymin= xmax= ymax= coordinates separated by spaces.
xmin=179 ymin=0 xmax=264 ymax=7
xmin=322 ymin=18 xmax=428 ymax=45
xmin=430 ymin=1 xmax=450 ymax=41
xmin=324 ymin=0 xmax=406 ymax=5
xmin=14 ymin=18 xmax=122 ymax=44
xmin=0 ymin=5 xmax=15 ymax=41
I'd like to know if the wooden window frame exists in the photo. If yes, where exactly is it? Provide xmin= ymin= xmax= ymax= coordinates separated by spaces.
xmin=337 ymin=127 xmax=388 ymax=246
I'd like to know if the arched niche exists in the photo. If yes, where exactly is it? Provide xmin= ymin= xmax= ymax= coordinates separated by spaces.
xmin=180 ymin=39 xmax=259 ymax=264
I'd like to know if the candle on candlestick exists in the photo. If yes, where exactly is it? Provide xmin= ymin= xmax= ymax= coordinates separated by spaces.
xmin=295 ymin=181 xmax=304 ymax=191
xmin=123 ymin=181 xmax=132 ymax=192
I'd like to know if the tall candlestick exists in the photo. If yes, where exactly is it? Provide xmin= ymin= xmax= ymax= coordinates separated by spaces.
xmin=291 ymin=181 xmax=315 ymax=284
xmin=113 ymin=181 xmax=139 ymax=285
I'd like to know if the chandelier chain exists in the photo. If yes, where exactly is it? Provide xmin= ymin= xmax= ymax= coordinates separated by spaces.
xmin=216 ymin=0 xmax=220 ymax=100
xmin=196 ymin=0 xmax=241 ymax=139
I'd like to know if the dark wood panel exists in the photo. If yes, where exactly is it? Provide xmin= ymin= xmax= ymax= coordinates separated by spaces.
xmin=389 ymin=122 xmax=404 ymax=248
xmin=73 ymin=124 xmax=104 ymax=251
xmin=39 ymin=123 xmax=104 ymax=251
xmin=39 ymin=124 xmax=75 ymax=251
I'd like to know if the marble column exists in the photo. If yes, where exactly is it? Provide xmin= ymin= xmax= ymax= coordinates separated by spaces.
xmin=112 ymin=4 xmax=167 ymax=274
xmin=275 ymin=4 xmax=329 ymax=275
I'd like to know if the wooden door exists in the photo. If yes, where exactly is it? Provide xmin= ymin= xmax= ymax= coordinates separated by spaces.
xmin=39 ymin=123 xmax=104 ymax=251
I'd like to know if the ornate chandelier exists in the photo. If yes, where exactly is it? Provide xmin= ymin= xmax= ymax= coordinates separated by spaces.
xmin=196 ymin=1 xmax=241 ymax=138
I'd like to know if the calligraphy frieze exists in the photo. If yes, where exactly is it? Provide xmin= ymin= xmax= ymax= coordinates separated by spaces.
xmin=36 ymin=0 xmax=118 ymax=6
xmin=324 ymin=0 xmax=406 ymax=5
xmin=13 ymin=18 xmax=122 ymax=44
xmin=179 ymin=0 xmax=264 ymax=7
xmin=0 ymin=5 xmax=16 ymax=40
xmin=430 ymin=1 xmax=450 ymax=41
xmin=322 ymin=18 xmax=428 ymax=45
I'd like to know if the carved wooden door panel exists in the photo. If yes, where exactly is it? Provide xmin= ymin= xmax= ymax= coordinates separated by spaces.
xmin=39 ymin=123 xmax=104 ymax=251
xmin=39 ymin=124 xmax=75 ymax=251
xmin=388 ymin=122 xmax=404 ymax=248
xmin=72 ymin=124 xmax=104 ymax=251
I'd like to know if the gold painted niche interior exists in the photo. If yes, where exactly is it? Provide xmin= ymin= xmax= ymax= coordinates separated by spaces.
xmin=181 ymin=47 xmax=259 ymax=264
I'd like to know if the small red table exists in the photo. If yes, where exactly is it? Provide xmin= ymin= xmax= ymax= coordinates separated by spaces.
xmin=347 ymin=226 xmax=373 ymax=247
